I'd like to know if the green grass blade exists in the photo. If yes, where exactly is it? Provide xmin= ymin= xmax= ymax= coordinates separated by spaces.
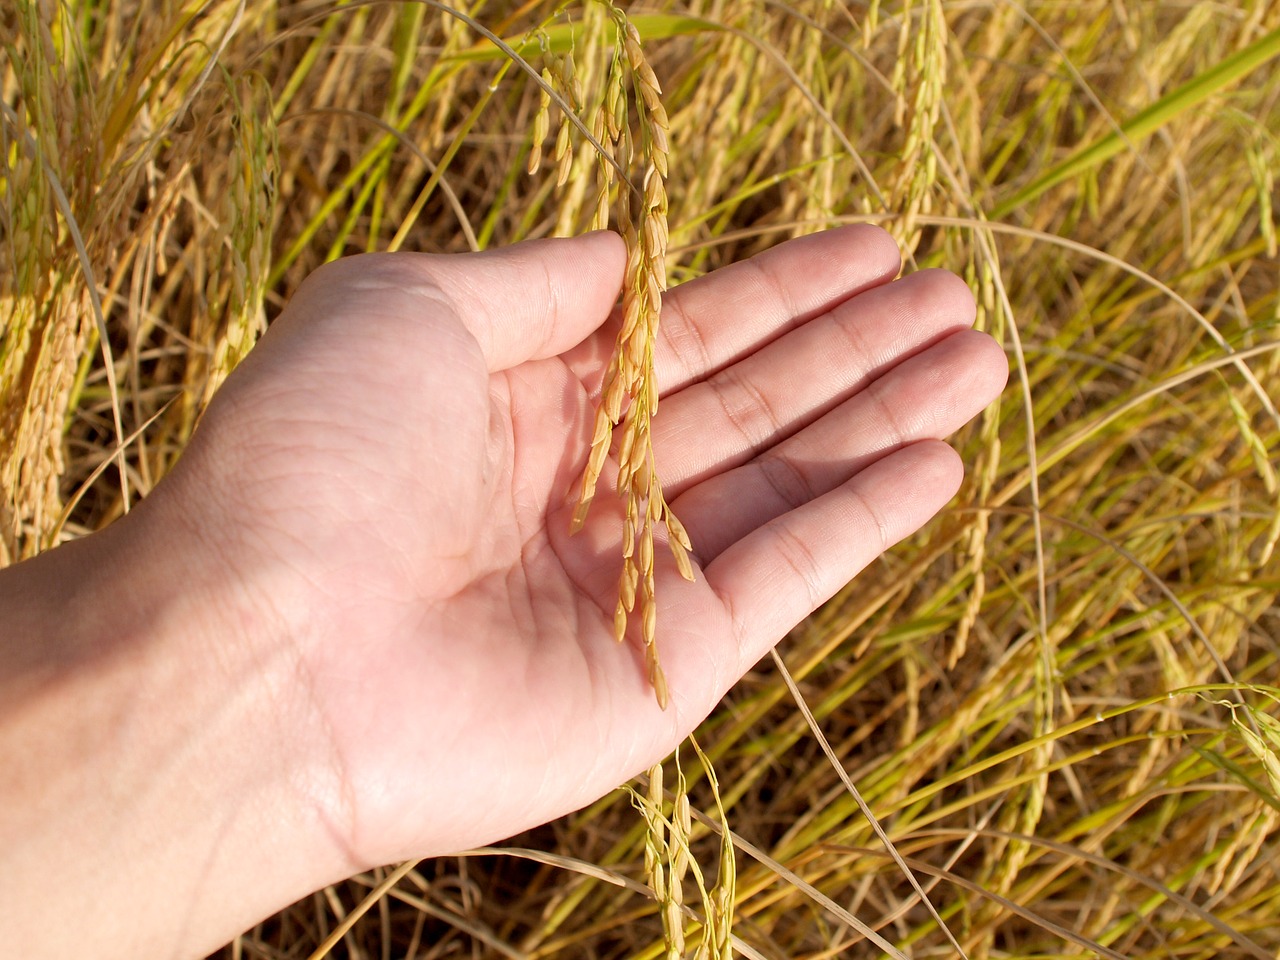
xmin=992 ymin=24 xmax=1280 ymax=219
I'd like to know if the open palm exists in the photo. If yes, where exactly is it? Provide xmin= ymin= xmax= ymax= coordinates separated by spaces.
xmin=158 ymin=226 xmax=1006 ymax=874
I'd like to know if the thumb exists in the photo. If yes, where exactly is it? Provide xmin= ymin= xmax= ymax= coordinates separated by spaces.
xmin=414 ymin=230 xmax=627 ymax=372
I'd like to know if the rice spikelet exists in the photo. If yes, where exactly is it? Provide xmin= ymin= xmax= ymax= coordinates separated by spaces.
xmin=565 ymin=5 xmax=691 ymax=710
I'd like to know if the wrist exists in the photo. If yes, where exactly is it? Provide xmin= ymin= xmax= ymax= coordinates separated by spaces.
xmin=0 ymin=497 xmax=350 ymax=958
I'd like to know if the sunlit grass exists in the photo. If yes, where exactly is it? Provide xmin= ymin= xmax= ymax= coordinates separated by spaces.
xmin=3 ymin=0 xmax=1279 ymax=956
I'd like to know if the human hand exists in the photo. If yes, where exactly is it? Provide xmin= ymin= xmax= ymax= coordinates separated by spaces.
xmin=0 ymin=226 xmax=1007 ymax=958
xmin=153 ymin=225 xmax=1006 ymax=869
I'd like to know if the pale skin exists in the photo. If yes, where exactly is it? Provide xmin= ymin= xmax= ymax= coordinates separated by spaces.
xmin=0 ymin=225 xmax=1007 ymax=958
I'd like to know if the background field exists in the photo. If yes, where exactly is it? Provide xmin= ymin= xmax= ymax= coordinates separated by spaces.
xmin=3 ymin=1 xmax=1279 ymax=957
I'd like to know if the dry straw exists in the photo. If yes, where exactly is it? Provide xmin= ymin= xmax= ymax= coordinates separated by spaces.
xmin=7 ymin=1 xmax=1280 ymax=957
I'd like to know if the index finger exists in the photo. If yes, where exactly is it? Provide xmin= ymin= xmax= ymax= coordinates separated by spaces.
xmin=654 ymin=224 xmax=902 ymax=393
xmin=563 ymin=224 xmax=901 ymax=395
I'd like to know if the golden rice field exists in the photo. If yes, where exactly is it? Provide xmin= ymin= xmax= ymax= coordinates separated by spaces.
xmin=3 ymin=0 xmax=1279 ymax=957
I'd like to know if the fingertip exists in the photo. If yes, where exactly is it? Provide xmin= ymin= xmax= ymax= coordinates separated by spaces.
xmin=807 ymin=223 xmax=903 ymax=296
xmin=839 ymin=222 xmax=903 ymax=280
xmin=918 ymin=438 xmax=966 ymax=501
xmin=877 ymin=439 xmax=966 ymax=516
xmin=579 ymin=228 xmax=628 ymax=263
xmin=449 ymin=230 xmax=629 ymax=370
xmin=546 ymin=229 xmax=628 ymax=284
xmin=959 ymin=326 xmax=1012 ymax=396
xmin=912 ymin=268 xmax=978 ymax=328
xmin=541 ymin=228 xmax=628 ymax=330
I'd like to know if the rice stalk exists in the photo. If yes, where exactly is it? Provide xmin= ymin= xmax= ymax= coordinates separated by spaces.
xmin=632 ymin=743 xmax=735 ymax=960
xmin=566 ymin=2 xmax=691 ymax=711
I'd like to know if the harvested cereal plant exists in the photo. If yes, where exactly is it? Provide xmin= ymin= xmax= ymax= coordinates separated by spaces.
xmin=3 ymin=0 xmax=1280 ymax=957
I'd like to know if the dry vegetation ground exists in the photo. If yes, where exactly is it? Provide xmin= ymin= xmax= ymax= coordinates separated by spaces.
xmin=3 ymin=0 xmax=1280 ymax=957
